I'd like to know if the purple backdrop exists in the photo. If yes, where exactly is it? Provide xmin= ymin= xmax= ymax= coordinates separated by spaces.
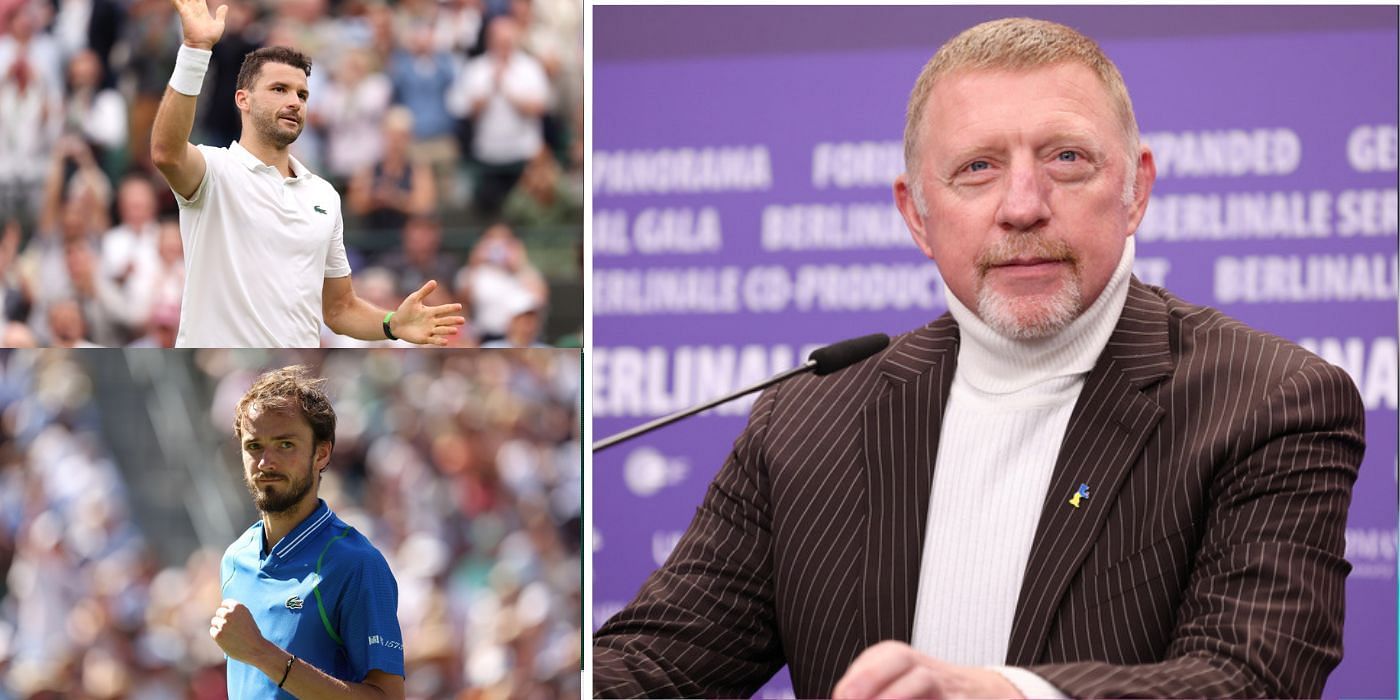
xmin=591 ymin=7 xmax=1398 ymax=698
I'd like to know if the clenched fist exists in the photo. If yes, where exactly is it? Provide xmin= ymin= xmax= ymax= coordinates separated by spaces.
xmin=210 ymin=598 xmax=270 ymax=663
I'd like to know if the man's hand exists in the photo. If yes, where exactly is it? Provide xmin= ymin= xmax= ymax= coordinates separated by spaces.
xmin=172 ymin=0 xmax=227 ymax=50
xmin=209 ymin=598 xmax=271 ymax=664
xmin=392 ymin=280 xmax=467 ymax=346
xmin=832 ymin=641 xmax=1022 ymax=700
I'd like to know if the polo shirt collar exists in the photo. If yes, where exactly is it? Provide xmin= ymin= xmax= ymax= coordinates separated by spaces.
xmin=267 ymin=498 xmax=335 ymax=560
xmin=230 ymin=140 xmax=312 ymax=181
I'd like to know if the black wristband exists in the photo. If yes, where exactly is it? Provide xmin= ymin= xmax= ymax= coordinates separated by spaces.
xmin=278 ymin=654 xmax=295 ymax=688
xmin=383 ymin=311 xmax=397 ymax=341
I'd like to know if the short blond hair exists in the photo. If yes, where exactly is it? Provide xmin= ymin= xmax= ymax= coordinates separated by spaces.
xmin=904 ymin=18 xmax=1139 ymax=189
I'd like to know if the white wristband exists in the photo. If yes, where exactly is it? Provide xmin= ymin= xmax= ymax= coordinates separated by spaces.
xmin=169 ymin=44 xmax=213 ymax=96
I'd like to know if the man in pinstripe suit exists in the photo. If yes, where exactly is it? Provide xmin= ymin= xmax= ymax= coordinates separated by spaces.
xmin=594 ymin=18 xmax=1364 ymax=699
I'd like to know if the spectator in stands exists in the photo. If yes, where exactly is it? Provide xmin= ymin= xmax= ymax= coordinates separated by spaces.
xmin=0 ymin=1 xmax=62 ymax=90
xmin=0 ymin=3 xmax=63 ymax=233
xmin=312 ymin=46 xmax=392 ymax=187
xmin=112 ymin=217 xmax=184 ymax=348
xmin=388 ymin=19 xmax=459 ymax=201
xmin=126 ymin=301 xmax=178 ymax=348
xmin=51 ymin=1 xmax=92 ymax=65
xmin=45 ymin=297 xmax=93 ymax=347
xmin=456 ymin=222 xmax=547 ymax=344
xmin=450 ymin=15 xmax=549 ymax=218
xmin=502 ymin=151 xmax=581 ymax=227
xmin=19 ymin=199 xmax=88 ymax=339
xmin=53 ymin=0 xmax=126 ymax=91
xmin=266 ymin=0 xmax=333 ymax=63
xmin=433 ymin=0 xmax=483 ymax=56
xmin=19 ymin=137 xmax=108 ymax=342
xmin=509 ymin=0 xmax=579 ymax=160
xmin=377 ymin=215 xmax=460 ymax=300
xmin=363 ymin=2 xmax=397 ymax=67
xmin=346 ymin=106 xmax=435 ymax=234
xmin=120 ymin=0 xmax=180 ymax=171
xmin=43 ymin=134 xmax=111 ymax=234
xmin=315 ymin=1 xmax=376 ymax=56
xmin=480 ymin=285 xmax=547 ymax=348
xmin=98 ymin=174 xmax=161 ymax=342
xmin=510 ymin=0 xmax=561 ymax=81
xmin=62 ymin=237 xmax=121 ymax=346
xmin=61 ymin=48 xmax=126 ymax=178
xmin=146 ymin=217 xmax=185 ymax=319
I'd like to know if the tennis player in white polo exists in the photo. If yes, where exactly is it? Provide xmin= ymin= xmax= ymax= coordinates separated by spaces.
xmin=151 ymin=0 xmax=466 ymax=347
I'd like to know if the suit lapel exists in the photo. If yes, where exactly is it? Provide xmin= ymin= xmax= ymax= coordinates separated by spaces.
xmin=858 ymin=317 xmax=959 ymax=648
xmin=1005 ymin=279 xmax=1174 ymax=664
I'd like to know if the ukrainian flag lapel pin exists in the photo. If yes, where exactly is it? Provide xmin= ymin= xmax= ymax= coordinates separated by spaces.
xmin=1068 ymin=483 xmax=1091 ymax=509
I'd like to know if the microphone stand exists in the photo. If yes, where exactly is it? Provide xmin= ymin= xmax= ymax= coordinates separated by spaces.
xmin=592 ymin=359 xmax=817 ymax=452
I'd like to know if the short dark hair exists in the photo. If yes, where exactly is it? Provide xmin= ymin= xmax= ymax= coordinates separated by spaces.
xmin=235 ymin=46 xmax=312 ymax=92
xmin=234 ymin=365 xmax=336 ymax=449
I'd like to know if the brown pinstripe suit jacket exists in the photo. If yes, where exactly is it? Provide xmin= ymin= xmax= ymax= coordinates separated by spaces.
xmin=594 ymin=279 xmax=1366 ymax=699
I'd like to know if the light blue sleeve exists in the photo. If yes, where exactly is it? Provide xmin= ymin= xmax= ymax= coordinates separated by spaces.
xmin=219 ymin=543 xmax=235 ymax=595
xmin=340 ymin=548 xmax=405 ymax=679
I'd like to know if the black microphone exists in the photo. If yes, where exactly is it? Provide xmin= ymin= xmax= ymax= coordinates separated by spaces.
xmin=809 ymin=333 xmax=891 ymax=375
xmin=593 ymin=333 xmax=890 ymax=452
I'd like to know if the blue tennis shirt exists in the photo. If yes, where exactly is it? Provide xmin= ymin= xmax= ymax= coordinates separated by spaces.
xmin=220 ymin=499 xmax=404 ymax=697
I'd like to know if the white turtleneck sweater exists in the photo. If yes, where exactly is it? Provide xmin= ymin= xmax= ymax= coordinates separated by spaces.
xmin=909 ymin=237 xmax=1137 ymax=697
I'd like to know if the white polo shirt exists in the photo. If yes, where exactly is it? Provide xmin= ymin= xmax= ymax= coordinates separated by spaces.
xmin=172 ymin=141 xmax=351 ymax=347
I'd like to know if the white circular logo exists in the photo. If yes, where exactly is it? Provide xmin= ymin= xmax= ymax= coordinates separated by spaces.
xmin=623 ymin=447 xmax=686 ymax=497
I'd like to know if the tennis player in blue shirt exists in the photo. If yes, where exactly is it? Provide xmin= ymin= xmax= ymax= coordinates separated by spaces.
xmin=211 ymin=366 xmax=405 ymax=699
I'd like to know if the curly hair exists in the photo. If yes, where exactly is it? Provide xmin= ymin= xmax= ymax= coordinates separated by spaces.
xmin=233 ymin=365 xmax=336 ymax=448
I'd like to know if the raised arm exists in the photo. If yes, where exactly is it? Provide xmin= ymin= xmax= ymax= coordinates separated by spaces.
xmin=150 ymin=0 xmax=227 ymax=200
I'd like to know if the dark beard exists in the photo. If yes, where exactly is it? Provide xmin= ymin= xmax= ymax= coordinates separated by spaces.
xmin=253 ymin=108 xmax=301 ymax=149
xmin=246 ymin=456 xmax=315 ymax=514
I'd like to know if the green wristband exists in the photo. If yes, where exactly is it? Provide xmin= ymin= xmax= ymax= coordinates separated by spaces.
xmin=383 ymin=311 xmax=397 ymax=341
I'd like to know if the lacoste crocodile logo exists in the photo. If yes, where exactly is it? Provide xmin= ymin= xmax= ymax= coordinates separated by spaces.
xmin=286 ymin=596 xmax=304 ymax=610
xmin=313 ymin=205 xmax=327 ymax=215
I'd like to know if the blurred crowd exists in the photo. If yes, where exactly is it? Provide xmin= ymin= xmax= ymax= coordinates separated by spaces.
xmin=0 ymin=348 xmax=583 ymax=699
xmin=0 ymin=0 xmax=584 ymax=348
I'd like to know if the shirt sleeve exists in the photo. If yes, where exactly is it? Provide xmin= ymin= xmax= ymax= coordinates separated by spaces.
xmin=173 ymin=144 xmax=218 ymax=208
xmin=324 ymin=200 xmax=351 ymax=278
xmin=339 ymin=547 xmax=405 ymax=679
xmin=219 ymin=544 xmax=236 ymax=594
